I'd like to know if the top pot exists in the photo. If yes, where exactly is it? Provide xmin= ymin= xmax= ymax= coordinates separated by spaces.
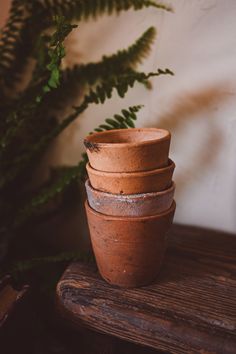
xmin=84 ymin=128 xmax=171 ymax=172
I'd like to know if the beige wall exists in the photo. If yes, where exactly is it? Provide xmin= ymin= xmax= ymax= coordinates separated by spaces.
xmin=1 ymin=1 xmax=236 ymax=233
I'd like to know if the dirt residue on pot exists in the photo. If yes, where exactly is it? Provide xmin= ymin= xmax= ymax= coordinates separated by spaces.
xmin=84 ymin=139 xmax=100 ymax=152
xmin=84 ymin=128 xmax=171 ymax=172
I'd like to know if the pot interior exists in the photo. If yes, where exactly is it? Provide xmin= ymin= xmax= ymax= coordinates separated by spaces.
xmin=85 ymin=128 xmax=169 ymax=145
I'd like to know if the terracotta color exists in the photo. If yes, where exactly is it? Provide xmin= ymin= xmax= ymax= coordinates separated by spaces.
xmin=86 ymin=159 xmax=175 ymax=195
xmin=85 ymin=200 xmax=176 ymax=288
xmin=84 ymin=128 xmax=171 ymax=172
xmin=85 ymin=179 xmax=175 ymax=217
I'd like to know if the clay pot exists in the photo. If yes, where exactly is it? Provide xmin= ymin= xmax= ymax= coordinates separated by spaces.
xmin=84 ymin=128 xmax=170 ymax=172
xmin=85 ymin=179 xmax=175 ymax=217
xmin=85 ymin=200 xmax=176 ymax=288
xmin=86 ymin=159 xmax=175 ymax=195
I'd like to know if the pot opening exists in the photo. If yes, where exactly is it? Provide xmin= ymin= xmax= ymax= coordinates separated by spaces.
xmin=85 ymin=128 xmax=169 ymax=145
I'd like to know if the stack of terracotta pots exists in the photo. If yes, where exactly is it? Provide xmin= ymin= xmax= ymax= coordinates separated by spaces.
xmin=84 ymin=128 xmax=176 ymax=288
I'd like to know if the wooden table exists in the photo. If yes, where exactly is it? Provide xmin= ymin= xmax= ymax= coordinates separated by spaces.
xmin=56 ymin=224 xmax=236 ymax=354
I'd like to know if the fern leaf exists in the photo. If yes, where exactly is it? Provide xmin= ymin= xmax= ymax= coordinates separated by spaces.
xmin=13 ymin=153 xmax=88 ymax=228
xmin=57 ymin=68 xmax=172 ymax=135
xmin=92 ymin=105 xmax=143 ymax=133
xmin=48 ymin=67 xmax=172 ymax=143
xmin=13 ymin=105 xmax=143 ymax=228
xmin=62 ymin=26 xmax=157 ymax=86
xmin=0 ymin=1 xmax=171 ymax=93
xmin=38 ymin=0 xmax=172 ymax=20
xmin=0 ymin=16 xmax=76 ymax=160
xmin=35 ymin=15 xmax=77 ymax=101
xmin=45 ymin=27 xmax=157 ymax=111
xmin=0 ymin=68 xmax=173 ymax=191
xmin=0 ymin=2 xmax=43 ymax=91
xmin=0 ymin=0 xmax=26 ymax=91
xmin=6 ymin=250 xmax=94 ymax=279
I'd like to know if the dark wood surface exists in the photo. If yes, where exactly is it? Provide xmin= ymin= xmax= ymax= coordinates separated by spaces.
xmin=56 ymin=224 xmax=236 ymax=354
xmin=0 ymin=275 xmax=29 ymax=328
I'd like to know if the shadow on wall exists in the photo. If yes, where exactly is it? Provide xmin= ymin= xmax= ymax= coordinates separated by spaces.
xmin=151 ymin=84 xmax=232 ymax=193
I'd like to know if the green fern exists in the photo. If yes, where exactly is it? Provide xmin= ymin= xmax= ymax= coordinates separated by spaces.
xmin=65 ymin=27 xmax=157 ymax=85
xmin=47 ymin=26 xmax=157 ymax=108
xmin=0 ymin=1 xmax=171 ymax=93
xmin=36 ymin=16 xmax=78 ymax=100
xmin=37 ymin=0 xmax=172 ymax=20
xmin=0 ymin=0 xmax=25 ymax=91
xmin=0 ymin=1 xmax=174 ymax=268
xmin=93 ymin=105 xmax=143 ymax=132
xmin=13 ymin=154 xmax=88 ymax=228
xmin=13 ymin=105 xmax=143 ymax=228
xmin=0 ymin=68 xmax=173 ymax=191
xmin=4 ymin=250 xmax=95 ymax=283
xmin=0 ymin=16 xmax=77 ymax=160
xmin=29 ymin=69 xmax=173 ymax=152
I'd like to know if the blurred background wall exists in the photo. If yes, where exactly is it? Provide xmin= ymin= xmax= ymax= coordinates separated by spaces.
xmin=1 ymin=0 xmax=236 ymax=233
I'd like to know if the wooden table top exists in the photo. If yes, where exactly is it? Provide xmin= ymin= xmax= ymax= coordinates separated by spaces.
xmin=56 ymin=224 xmax=236 ymax=354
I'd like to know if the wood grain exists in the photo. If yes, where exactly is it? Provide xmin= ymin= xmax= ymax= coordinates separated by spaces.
xmin=56 ymin=224 xmax=236 ymax=354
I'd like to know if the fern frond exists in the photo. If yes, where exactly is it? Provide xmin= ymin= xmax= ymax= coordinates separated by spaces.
xmin=0 ymin=0 xmax=171 ymax=93
xmin=37 ymin=0 xmax=172 ymax=20
xmin=0 ymin=68 xmax=173 ymax=191
xmin=41 ymin=27 xmax=156 ymax=112
xmin=62 ymin=26 xmax=157 ymax=87
xmin=0 ymin=16 xmax=76 ymax=160
xmin=43 ymin=68 xmax=172 ymax=140
xmin=0 ymin=2 xmax=42 ymax=92
xmin=93 ymin=105 xmax=143 ymax=132
xmin=13 ymin=153 xmax=88 ymax=228
xmin=13 ymin=104 xmax=143 ymax=228
xmin=35 ymin=15 xmax=77 ymax=101
xmin=6 ymin=250 xmax=94 ymax=279
xmin=0 ymin=0 xmax=26 ymax=91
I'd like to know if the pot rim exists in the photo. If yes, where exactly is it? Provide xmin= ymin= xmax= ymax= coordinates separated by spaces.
xmin=84 ymin=128 xmax=170 ymax=148
xmin=85 ymin=199 xmax=176 ymax=221
xmin=86 ymin=159 xmax=175 ymax=177
xmin=85 ymin=179 xmax=175 ymax=199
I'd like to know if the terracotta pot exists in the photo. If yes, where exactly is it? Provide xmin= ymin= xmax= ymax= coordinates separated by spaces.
xmin=86 ymin=159 xmax=175 ymax=195
xmin=84 ymin=128 xmax=171 ymax=172
xmin=85 ymin=179 xmax=175 ymax=217
xmin=85 ymin=200 xmax=176 ymax=288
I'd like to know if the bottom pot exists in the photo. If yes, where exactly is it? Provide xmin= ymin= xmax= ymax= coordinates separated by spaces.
xmin=85 ymin=200 xmax=176 ymax=288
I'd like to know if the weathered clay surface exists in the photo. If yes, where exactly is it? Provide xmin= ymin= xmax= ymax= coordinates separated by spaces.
xmin=86 ymin=159 xmax=175 ymax=195
xmin=84 ymin=128 xmax=171 ymax=172
xmin=85 ymin=179 xmax=175 ymax=216
xmin=85 ymin=200 xmax=176 ymax=288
